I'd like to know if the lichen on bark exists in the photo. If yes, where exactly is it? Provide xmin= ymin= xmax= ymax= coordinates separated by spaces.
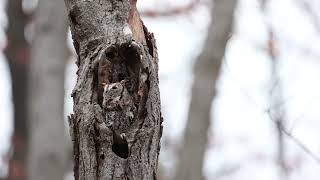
xmin=65 ymin=0 xmax=162 ymax=179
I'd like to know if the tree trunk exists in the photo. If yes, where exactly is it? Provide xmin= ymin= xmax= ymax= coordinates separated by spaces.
xmin=27 ymin=0 xmax=69 ymax=179
xmin=174 ymin=0 xmax=237 ymax=180
xmin=64 ymin=0 xmax=163 ymax=179
xmin=5 ymin=0 xmax=30 ymax=179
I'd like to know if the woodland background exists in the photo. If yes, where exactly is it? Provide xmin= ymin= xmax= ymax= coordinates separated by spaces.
xmin=1 ymin=0 xmax=320 ymax=179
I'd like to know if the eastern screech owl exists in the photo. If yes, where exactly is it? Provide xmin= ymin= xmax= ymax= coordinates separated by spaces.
xmin=102 ymin=83 xmax=124 ymax=110
xmin=102 ymin=81 xmax=136 ymax=132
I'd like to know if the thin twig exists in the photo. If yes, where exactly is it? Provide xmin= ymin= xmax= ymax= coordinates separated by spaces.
xmin=293 ymin=0 xmax=320 ymax=33
xmin=140 ymin=0 xmax=202 ymax=17
xmin=223 ymin=58 xmax=320 ymax=166
xmin=266 ymin=109 xmax=320 ymax=165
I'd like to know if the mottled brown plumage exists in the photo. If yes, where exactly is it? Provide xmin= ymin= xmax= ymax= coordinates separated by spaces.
xmin=103 ymin=81 xmax=137 ymax=132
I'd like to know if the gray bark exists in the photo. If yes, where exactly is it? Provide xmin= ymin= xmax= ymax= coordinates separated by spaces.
xmin=64 ymin=0 xmax=162 ymax=179
xmin=27 ymin=0 xmax=69 ymax=179
xmin=174 ymin=0 xmax=237 ymax=180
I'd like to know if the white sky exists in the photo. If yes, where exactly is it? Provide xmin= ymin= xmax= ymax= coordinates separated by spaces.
xmin=1 ymin=0 xmax=320 ymax=179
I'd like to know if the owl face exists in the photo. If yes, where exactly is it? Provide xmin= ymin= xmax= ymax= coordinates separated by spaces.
xmin=103 ymin=83 xmax=124 ymax=110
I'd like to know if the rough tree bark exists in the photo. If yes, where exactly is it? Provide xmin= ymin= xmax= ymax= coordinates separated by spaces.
xmin=5 ymin=0 xmax=30 ymax=179
xmin=64 ymin=0 xmax=162 ymax=179
xmin=174 ymin=0 xmax=237 ymax=180
xmin=27 ymin=0 xmax=69 ymax=179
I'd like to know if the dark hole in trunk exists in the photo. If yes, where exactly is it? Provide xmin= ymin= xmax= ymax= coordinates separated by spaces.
xmin=112 ymin=132 xmax=129 ymax=159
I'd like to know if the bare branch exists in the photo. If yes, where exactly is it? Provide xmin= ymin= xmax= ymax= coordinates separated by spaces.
xmin=140 ymin=0 xmax=202 ymax=17
xmin=266 ymin=109 xmax=320 ymax=165
xmin=293 ymin=0 xmax=320 ymax=33
xmin=222 ymin=59 xmax=320 ymax=167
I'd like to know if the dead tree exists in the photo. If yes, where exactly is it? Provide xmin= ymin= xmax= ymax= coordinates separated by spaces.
xmin=64 ymin=0 xmax=163 ymax=179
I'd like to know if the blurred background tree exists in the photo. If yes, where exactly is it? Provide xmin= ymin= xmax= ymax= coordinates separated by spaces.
xmin=4 ymin=0 xmax=69 ymax=179
xmin=27 ymin=0 xmax=68 ymax=179
xmin=174 ymin=0 xmax=237 ymax=179
xmin=5 ymin=0 xmax=30 ymax=178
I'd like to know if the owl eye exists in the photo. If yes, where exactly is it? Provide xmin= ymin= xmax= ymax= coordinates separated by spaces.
xmin=107 ymin=84 xmax=117 ymax=91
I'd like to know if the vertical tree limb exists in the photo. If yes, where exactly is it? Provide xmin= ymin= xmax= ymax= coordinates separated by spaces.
xmin=260 ymin=1 xmax=288 ymax=177
xmin=5 ymin=1 xmax=30 ymax=179
xmin=27 ymin=0 xmax=69 ymax=179
xmin=174 ymin=0 xmax=237 ymax=179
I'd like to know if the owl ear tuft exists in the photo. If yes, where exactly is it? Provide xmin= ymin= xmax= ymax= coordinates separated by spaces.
xmin=103 ymin=84 xmax=110 ymax=92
